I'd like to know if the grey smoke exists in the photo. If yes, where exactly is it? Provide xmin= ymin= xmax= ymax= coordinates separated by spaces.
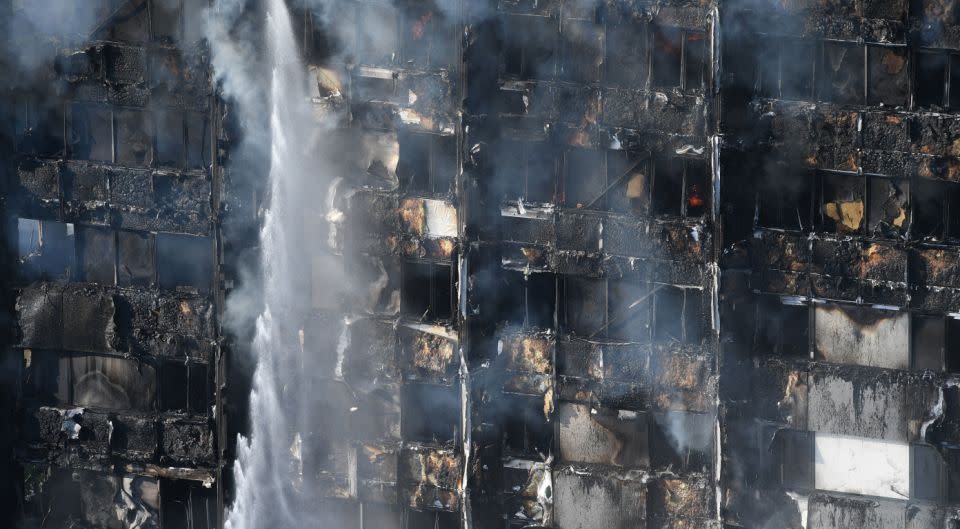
xmin=207 ymin=0 xmax=351 ymax=526
xmin=2 ymin=1 xmax=98 ymax=86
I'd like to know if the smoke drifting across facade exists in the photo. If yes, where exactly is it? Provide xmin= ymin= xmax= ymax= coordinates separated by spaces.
xmin=1 ymin=1 xmax=960 ymax=529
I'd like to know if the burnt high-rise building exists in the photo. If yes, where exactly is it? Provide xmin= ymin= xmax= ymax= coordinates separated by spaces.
xmin=0 ymin=1 xmax=958 ymax=529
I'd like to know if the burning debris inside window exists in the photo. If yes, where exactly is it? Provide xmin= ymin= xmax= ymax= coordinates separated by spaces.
xmin=4 ymin=0 xmax=960 ymax=528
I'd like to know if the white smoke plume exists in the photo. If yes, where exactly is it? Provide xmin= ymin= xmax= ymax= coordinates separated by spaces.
xmin=207 ymin=0 xmax=343 ymax=526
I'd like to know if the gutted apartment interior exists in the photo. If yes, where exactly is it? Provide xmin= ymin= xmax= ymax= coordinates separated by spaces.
xmin=3 ymin=0 xmax=960 ymax=528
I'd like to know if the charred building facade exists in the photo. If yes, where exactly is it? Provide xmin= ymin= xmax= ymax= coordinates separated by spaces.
xmin=1 ymin=1 xmax=222 ymax=528
xmin=720 ymin=1 xmax=960 ymax=527
xmin=1 ymin=0 xmax=959 ymax=529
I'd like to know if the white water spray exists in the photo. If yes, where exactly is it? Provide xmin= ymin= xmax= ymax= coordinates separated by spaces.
xmin=222 ymin=0 xmax=320 ymax=526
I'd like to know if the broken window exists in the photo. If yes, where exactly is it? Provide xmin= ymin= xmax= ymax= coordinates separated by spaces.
xmin=781 ymin=39 xmax=817 ymax=99
xmin=650 ymin=412 xmax=713 ymax=471
xmin=161 ymin=362 xmax=210 ymax=414
xmin=560 ymin=20 xmax=603 ymax=83
xmin=951 ymin=55 xmax=960 ymax=108
xmin=17 ymin=218 xmax=76 ymax=281
xmin=777 ymin=429 xmax=814 ymax=489
xmin=563 ymin=278 xmax=700 ymax=342
xmin=14 ymin=95 xmax=65 ymax=157
xmin=868 ymin=175 xmax=910 ymax=237
xmin=947 ymin=317 xmax=960 ymax=373
xmin=69 ymin=104 xmax=113 ymax=162
xmin=757 ymin=167 xmax=813 ymax=231
xmin=401 ymin=4 xmax=456 ymax=69
xmin=401 ymin=382 xmax=459 ymax=442
xmin=151 ymin=0 xmax=181 ymax=42
xmin=155 ymin=108 xmax=185 ymax=167
xmin=684 ymin=31 xmax=708 ymax=90
xmin=651 ymin=26 xmax=683 ymax=88
xmin=685 ymin=158 xmax=709 ymax=217
xmin=653 ymin=156 xmax=689 ymax=216
xmin=818 ymin=171 xmax=865 ymax=234
xmin=606 ymin=150 xmax=650 ymax=214
xmin=756 ymin=298 xmax=809 ymax=359
xmin=607 ymin=279 xmax=651 ymax=342
xmin=502 ymin=394 xmax=553 ymax=457
xmin=819 ymin=42 xmax=865 ymax=105
xmin=913 ymin=50 xmax=960 ymax=110
xmin=867 ymin=46 xmax=909 ymax=106
xmin=54 ymin=354 xmax=158 ymax=411
xmin=651 ymin=285 xmax=703 ymax=344
xmin=160 ymin=478 xmax=216 ymax=529
xmin=156 ymin=234 xmax=213 ymax=292
xmin=355 ymin=3 xmax=400 ymax=66
xmin=916 ymin=51 xmax=948 ymax=108
xmin=605 ymin=21 xmax=647 ymax=87
xmin=353 ymin=71 xmax=398 ymax=104
xmin=651 ymin=156 xmax=709 ymax=217
xmin=77 ymin=226 xmax=116 ymax=285
xmin=363 ymin=505 xmax=402 ymax=529
xmin=148 ymin=48 xmax=184 ymax=91
xmin=118 ymin=230 xmax=155 ymax=286
xmin=97 ymin=0 xmax=150 ymax=43
xmin=757 ymin=37 xmax=781 ymax=98
xmin=653 ymin=284 xmax=684 ymax=342
xmin=185 ymin=111 xmax=210 ymax=170
xmin=401 ymin=261 xmax=454 ymax=321
xmin=652 ymin=157 xmax=683 ymax=216
xmin=406 ymin=509 xmax=458 ymax=529
xmin=19 ymin=468 xmax=82 ymax=524
xmin=913 ymin=179 xmax=960 ymax=241
xmin=501 ymin=271 xmax=556 ymax=329
xmin=912 ymin=314 xmax=945 ymax=370
xmin=401 ymin=4 xmax=436 ymax=66
xmin=21 ymin=469 xmax=160 ymax=528
xmin=21 ymin=349 xmax=61 ymax=404
xmin=912 ymin=443 xmax=947 ymax=501
xmin=300 ymin=8 xmax=341 ymax=64
xmin=499 ymin=140 xmax=556 ymax=203
xmin=563 ymin=147 xmax=605 ymax=208
xmin=914 ymin=178 xmax=948 ymax=239
xmin=397 ymin=131 xmax=456 ymax=195
xmin=562 ymin=276 xmax=606 ymax=337
xmin=502 ymin=15 xmax=557 ymax=80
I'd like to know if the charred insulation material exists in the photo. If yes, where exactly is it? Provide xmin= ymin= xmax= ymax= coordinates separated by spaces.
xmin=2 ymin=0 xmax=960 ymax=529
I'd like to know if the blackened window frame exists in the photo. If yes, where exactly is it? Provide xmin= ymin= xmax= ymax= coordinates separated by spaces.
xmin=400 ymin=259 xmax=456 ymax=323
xmin=560 ymin=276 xmax=703 ymax=344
